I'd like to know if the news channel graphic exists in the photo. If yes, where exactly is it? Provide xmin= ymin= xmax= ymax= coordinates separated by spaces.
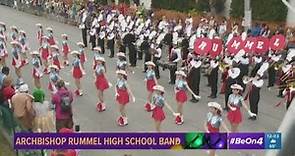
xmin=13 ymin=132 xmax=281 ymax=150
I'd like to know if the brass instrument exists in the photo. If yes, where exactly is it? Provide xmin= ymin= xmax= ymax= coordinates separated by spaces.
xmin=243 ymin=76 xmax=256 ymax=84
xmin=219 ymin=62 xmax=230 ymax=72
xmin=280 ymin=67 xmax=295 ymax=82
xmin=274 ymin=61 xmax=285 ymax=71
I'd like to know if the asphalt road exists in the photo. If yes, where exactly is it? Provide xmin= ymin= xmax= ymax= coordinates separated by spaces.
xmin=0 ymin=5 xmax=286 ymax=156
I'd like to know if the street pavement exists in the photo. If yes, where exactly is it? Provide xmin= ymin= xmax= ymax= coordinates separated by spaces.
xmin=0 ymin=5 xmax=287 ymax=156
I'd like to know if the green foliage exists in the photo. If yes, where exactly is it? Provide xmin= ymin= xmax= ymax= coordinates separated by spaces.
xmin=230 ymin=0 xmax=287 ymax=21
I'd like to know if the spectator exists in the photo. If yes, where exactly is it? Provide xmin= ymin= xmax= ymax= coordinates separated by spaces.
xmin=32 ymin=88 xmax=54 ymax=132
xmin=11 ymin=83 xmax=35 ymax=131
xmin=2 ymin=76 xmax=15 ymax=101
xmin=0 ymin=66 xmax=10 ymax=89
xmin=50 ymin=128 xmax=77 ymax=156
xmin=51 ymin=80 xmax=74 ymax=132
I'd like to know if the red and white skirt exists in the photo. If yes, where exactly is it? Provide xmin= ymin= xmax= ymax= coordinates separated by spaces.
xmin=72 ymin=67 xmax=83 ymax=79
xmin=12 ymin=58 xmax=24 ymax=69
xmin=227 ymin=106 xmax=242 ymax=124
xmin=53 ymin=59 xmax=61 ymax=69
xmin=176 ymin=90 xmax=188 ymax=103
xmin=32 ymin=68 xmax=42 ymax=79
xmin=95 ymin=74 xmax=109 ymax=91
xmin=207 ymin=122 xmax=219 ymax=133
xmin=62 ymin=45 xmax=69 ymax=57
xmin=41 ymin=48 xmax=49 ymax=60
xmin=152 ymin=106 xmax=165 ymax=122
xmin=116 ymin=88 xmax=129 ymax=105
xmin=80 ymin=53 xmax=86 ymax=64
xmin=146 ymin=79 xmax=156 ymax=92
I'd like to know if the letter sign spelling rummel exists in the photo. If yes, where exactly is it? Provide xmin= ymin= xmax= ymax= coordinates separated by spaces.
xmin=227 ymin=37 xmax=243 ymax=55
xmin=242 ymin=37 xmax=257 ymax=53
xmin=269 ymin=34 xmax=286 ymax=51
xmin=210 ymin=38 xmax=223 ymax=58
xmin=194 ymin=38 xmax=212 ymax=55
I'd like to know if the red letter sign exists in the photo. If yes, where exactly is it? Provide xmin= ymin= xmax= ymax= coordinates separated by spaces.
xmin=269 ymin=34 xmax=286 ymax=51
xmin=194 ymin=38 xmax=212 ymax=55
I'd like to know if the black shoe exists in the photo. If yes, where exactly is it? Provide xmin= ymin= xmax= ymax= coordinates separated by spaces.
xmin=248 ymin=116 xmax=257 ymax=120
xmin=209 ymin=95 xmax=217 ymax=99
xmin=168 ymin=81 xmax=175 ymax=85
xmin=190 ymin=99 xmax=199 ymax=103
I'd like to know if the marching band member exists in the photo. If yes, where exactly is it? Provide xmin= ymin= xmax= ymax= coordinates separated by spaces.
xmin=174 ymin=70 xmax=200 ymax=125
xmin=115 ymin=70 xmax=135 ymax=126
xmin=46 ymin=27 xmax=56 ymax=46
xmin=208 ymin=58 xmax=219 ymax=99
xmin=50 ymin=45 xmax=62 ymax=70
xmin=36 ymin=23 xmax=43 ymax=46
xmin=187 ymin=53 xmax=201 ymax=103
xmin=204 ymin=102 xmax=229 ymax=156
xmin=94 ymin=56 xmax=111 ymax=112
xmin=239 ymin=53 xmax=250 ymax=89
xmin=169 ymin=43 xmax=182 ymax=84
xmin=153 ymin=43 xmax=162 ymax=79
xmin=77 ymin=42 xmax=87 ymax=73
xmin=267 ymin=52 xmax=281 ymax=88
xmin=31 ymin=51 xmax=43 ymax=88
xmin=71 ymin=51 xmax=84 ymax=96
xmin=10 ymin=25 xmax=18 ymax=41
xmin=40 ymin=36 xmax=50 ymax=74
xmin=0 ymin=35 xmax=8 ymax=65
xmin=151 ymin=85 xmax=177 ymax=132
xmin=107 ymin=29 xmax=115 ymax=58
xmin=11 ymin=41 xmax=24 ymax=84
xmin=282 ymin=82 xmax=295 ymax=110
xmin=19 ymin=30 xmax=29 ymax=65
xmin=98 ymin=26 xmax=106 ymax=54
xmin=250 ymin=54 xmax=262 ymax=77
xmin=61 ymin=34 xmax=70 ymax=66
xmin=144 ymin=61 xmax=158 ymax=111
xmin=0 ymin=22 xmax=7 ymax=42
xmin=92 ymin=47 xmax=102 ymax=69
xmin=89 ymin=23 xmax=97 ymax=50
xmin=227 ymin=84 xmax=255 ymax=132
xmin=48 ymin=65 xmax=61 ymax=94
xmin=278 ymin=61 xmax=292 ymax=97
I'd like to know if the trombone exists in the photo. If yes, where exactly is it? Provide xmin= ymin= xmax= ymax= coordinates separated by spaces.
xmin=243 ymin=76 xmax=256 ymax=84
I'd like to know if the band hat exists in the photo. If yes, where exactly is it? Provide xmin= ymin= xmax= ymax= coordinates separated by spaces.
xmin=0 ymin=21 xmax=5 ymax=26
xmin=208 ymin=102 xmax=222 ymax=112
xmin=175 ymin=70 xmax=187 ymax=77
xmin=10 ymin=41 xmax=20 ymax=45
xmin=76 ymin=42 xmax=85 ymax=47
xmin=231 ymin=84 xmax=243 ymax=90
xmin=116 ymin=70 xmax=127 ymax=76
xmin=95 ymin=56 xmax=105 ymax=62
xmin=117 ymin=52 xmax=126 ymax=57
xmin=71 ymin=50 xmax=80 ymax=55
xmin=46 ymin=27 xmax=53 ymax=31
xmin=93 ymin=47 xmax=101 ymax=51
xmin=49 ymin=65 xmax=59 ymax=70
xmin=30 ymin=51 xmax=40 ymax=55
xmin=61 ymin=34 xmax=68 ymax=38
xmin=35 ymin=23 xmax=42 ymax=27
xmin=153 ymin=85 xmax=165 ymax=93
xmin=10 ymin=25 xmax=17 ymax=30
xmin=145 ymin=61 xmax=155 ymax=67
xmin=50 ymin=45 xmax=59 ymax=50
xmin=19 ymin=30 xmax=26 ymax=34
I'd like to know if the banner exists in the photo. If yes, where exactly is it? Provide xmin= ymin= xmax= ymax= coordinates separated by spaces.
xmin=14 ymin=132 xmax=281 ymax=150
xmin=194 ymin=35 xmax=286 ymax=56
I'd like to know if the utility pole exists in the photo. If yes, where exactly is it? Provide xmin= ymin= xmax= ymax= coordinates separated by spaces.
xmin=244 ymin=0 xmax=252 ymax=31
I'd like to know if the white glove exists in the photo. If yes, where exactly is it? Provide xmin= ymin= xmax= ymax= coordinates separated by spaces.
xmin=230 ymin=107 xmax=237 ymax=111
xmin=108 ymin=82 xmax=113 ymax=87
xmin=132 ymin=97 xmax=136 ymax=103
xmin=150 ymin=104 xmax=156 ymax=110
xmin=173 ymin=113 xmax=180 ymax=116
xmin=115 ymin=92 xmax=119 ymax=97
xmin=194 ymin=95 xmax=201 ymax=99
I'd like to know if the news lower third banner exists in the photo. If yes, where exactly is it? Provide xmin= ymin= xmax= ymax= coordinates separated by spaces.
xmin=14 ymin=132 xmax=281 ymax=150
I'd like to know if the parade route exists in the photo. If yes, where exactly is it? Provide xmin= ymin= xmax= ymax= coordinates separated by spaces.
xmin=0 ymin=5 xmax=287 ymax=156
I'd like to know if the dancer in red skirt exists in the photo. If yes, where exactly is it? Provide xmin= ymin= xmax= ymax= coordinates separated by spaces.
xmin=48 ymin=65 xmax=61 ymax=94
xmin=40 ymin=36 xmax=50 ymax=74
xmin=227 ymin=84 xmax=255 ymax=132
xmin=204 ymin=102 xmax=229 ymax=156
xmin=31 ymin=51 xmax=43 ymax=88
xmin=150 ymin=85 xmax=177 ymax=132
xmin=61 ymin=34 xmax=70 ymax=66
xmin=144 ymin=61 xmax=158 ymax=112
xmin=77 ymin=42 xmax=86 ymax=74
xmin=115 ymin=70 xmax=135 ymax=126
xmin=36 ymin=23 xmax=43 ymax=46
xmin=92 ymin=47 xmax=102 ymax=70
xmin=0 ymin=22 xmax=7 ymax=43
xmin=46 ymin=27 xmax=56 ymax=46
xmin=71 ymin=51 xmax=84 ymax=96
xmin=0 ymin=35 xmax=8 ymax=66
xmin=174 ymin=70 xmax=200 ymax=125
xmin=94 ymin=56 xmax=111 ymax=112
xmin=50 ymin=45 xmax=62 ymax=70
xmin=19 ymin=30 xmax=29 ymax=65
xmin=10 ymin=25 xmax=18 ymax=41
xmin=11 ymin=41 xmax=24 ymax=83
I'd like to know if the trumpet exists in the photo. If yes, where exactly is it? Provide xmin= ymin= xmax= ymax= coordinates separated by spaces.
xmin=274 ymin=62 xmax=285 ymax=71
xmin=219 ymin=62 xmax=230 ymax=72
xmin=243 ymin=76 xmax=256 ymax=84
